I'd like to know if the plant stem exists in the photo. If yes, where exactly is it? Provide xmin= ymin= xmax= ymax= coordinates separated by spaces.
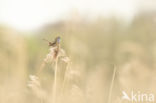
xmin=108 ymin=66 xmax=117 ymax=103
xmin=52 ymin=57 xmax=58 ymax=103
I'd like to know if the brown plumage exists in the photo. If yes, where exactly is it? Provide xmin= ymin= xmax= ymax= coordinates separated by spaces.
xmin=43 ymin=36 xmax=61 ymax=47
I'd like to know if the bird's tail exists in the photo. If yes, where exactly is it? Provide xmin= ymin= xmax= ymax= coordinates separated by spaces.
xmin=43 ymin=38 xmax=51 ymax=43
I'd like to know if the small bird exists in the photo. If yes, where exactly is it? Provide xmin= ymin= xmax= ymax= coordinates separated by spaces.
xmin=43 ymin=36 xmax=61 ymax=47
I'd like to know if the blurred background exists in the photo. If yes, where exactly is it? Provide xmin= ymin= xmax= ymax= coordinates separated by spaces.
xmin=0 ymin=0 xmax=156 ymax=103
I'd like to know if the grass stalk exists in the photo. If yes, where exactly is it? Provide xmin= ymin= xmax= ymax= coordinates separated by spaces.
xmin=52 ymin=57 xmax=59 ymax=103
xmin=108 ymin=66 xmax=117 ymax=103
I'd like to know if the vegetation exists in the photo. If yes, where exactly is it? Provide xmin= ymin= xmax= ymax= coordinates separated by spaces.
xmin=0 ymin=12 xmax=156 ymax=103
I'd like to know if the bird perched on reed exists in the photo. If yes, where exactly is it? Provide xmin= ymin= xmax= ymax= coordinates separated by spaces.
xmin=43 ymin=36 xmax=61 ymax=59
xmin=43 ymin=36 xmax=61 ymax=47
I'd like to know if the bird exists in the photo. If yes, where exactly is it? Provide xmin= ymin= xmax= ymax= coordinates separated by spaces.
xmin=43 ymin=36 xmax=61 ymax=47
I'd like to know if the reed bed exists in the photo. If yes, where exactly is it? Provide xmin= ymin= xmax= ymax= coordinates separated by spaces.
xmin=0 ymin=12 xmax=156 ymax=103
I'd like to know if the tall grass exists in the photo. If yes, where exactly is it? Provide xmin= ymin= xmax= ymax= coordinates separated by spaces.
xmin=28 ymin=38 xmax=74 ymax=103
xmin=0 ymin=12 xmax=156 ymax=103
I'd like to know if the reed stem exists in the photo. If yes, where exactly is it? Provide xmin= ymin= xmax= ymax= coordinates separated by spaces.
xmin=52 ymin=57 xmax=58 ymax=103
xmin=108 ymin=66 xmax=117 ymax=103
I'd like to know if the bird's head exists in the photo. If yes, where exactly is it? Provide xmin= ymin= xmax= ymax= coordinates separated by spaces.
xmin=56 ymin=36 xmax=61 ymax=43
